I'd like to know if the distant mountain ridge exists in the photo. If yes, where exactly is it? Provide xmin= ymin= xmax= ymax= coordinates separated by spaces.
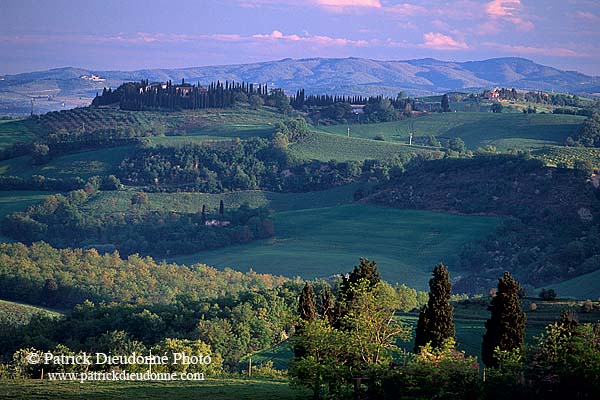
xmin=1 ymin=57 xmax=599 ymax=114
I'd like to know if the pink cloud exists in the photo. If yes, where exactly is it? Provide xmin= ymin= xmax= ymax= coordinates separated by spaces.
xmin=484 ymin=42 xmax=584 ymax=57
xmin=385 ymin=3 xmax=427 ymax=16
xmin=421 ymin=32 xmax=469 ymax=50
xmin=485 ymin=0 xmax=534 ymax=31
xmin=252 ymin=30 xmax=369 ymax=46
xmin=237 ymin=0 xmax=381 ymax=11
xmin=314 ymin=0 xmax=381 ymax=7
xmin=575 ymin=11 xmax=600 ymax=22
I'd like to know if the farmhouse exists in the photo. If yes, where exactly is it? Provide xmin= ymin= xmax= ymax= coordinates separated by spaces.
xmin=205 ymin=219 xmax=231 ymax=227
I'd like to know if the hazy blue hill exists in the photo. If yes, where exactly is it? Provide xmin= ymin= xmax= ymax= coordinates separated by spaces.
xmin=2 ymin=57 xmax=599 ymax=114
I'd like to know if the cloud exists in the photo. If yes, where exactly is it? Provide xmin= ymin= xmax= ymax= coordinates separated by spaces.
xmin=314 ymin=0 xmax=381 ymax=8
xmin=252 ymin=30 xmax=369 ymax=46
xmin=483 ymin=42 xmax=584 ymax=57
xmin=575 ymin=11 xmax=600 ymax=22
xmin=236 ymin=0 xmax=381 ymax=11
xmin=385 ymin=3 xmax=427 ymax=16
xmin=421 ymin=32 xmax=469 ymax=50
xmin=0 ymin=31 xmax=372 ymax=48
xmin=484 ymin=0 xmax=534 ymax=31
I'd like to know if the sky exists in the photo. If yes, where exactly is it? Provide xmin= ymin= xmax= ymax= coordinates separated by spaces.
xmin=0 ymin=0 xmax=599 ymax=75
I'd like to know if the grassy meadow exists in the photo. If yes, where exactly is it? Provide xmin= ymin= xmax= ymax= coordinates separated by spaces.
xmin=170 ymin=204 xmax=502 ymax=290
xmin=548 ymin=269 xmax=600 ymax=299
xmin=80 ymin=183 xmax=359 ymax=216
xmin=318 ymin=113 xmax=584 ymax=151
xmin=0 ymin=146 xmax=136 ymax=180
xmin=0 ymin=378 xmax=308 ymax=400
xmin=289 ymin=130 xmax=436 ymax=161
xmin=0 ymin=190 xmax=57 ymax=218
xmin=0 ymin=119 xmax=38 ymax=150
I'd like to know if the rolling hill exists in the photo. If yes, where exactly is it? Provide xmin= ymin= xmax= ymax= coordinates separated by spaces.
xmin=1 ymin=57 xmax=598 ymax=114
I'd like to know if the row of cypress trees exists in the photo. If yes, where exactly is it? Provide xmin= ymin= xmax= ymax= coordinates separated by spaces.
xmin=296 ymin=261 xmax=526 ymax=368
xmin=414 ymin=263 xmax=526 ymax=368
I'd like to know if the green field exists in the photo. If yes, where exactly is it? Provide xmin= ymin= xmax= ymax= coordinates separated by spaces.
xmin=146 ymin=123 xmax=276 ymax=146
xmin=318 ymin=113 xmax=585 ymax=151
xmin=289 ymin=130 xmax=436 ymax=162
xmin=0 ymin=119 xmax=38 ymax=150
xmin=0 ymin=378 xmax=308 ymax=400
xmin=0 ymin=190 xmax=57 ymax=218
xmin=80 ymin=184 xmax=359 ymax=217
xmin=548 ymin=269 xmax=600 ymax=299
xmin=0 ymin=146 xmax=135 ymax=179
xmin=0 ymin=299 xmax=63 ymax=325
xmin=243 ymin=342 xmax=294 ymax=371
xmin=170 ymin=204 xmax=502 ymax=290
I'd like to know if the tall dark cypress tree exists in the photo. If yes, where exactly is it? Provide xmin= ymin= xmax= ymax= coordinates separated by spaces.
xmin=441 ymin=94 xmax=450 ymax=112
xmin=320 ymin=285 xmax=335 ymax=324
xmin=295 ymin=282 xmax=317 ymax=358
xmin=298 ymin=282 xmax=317 ymax=323
xmin=482 ymin=272 xmax=526 ymax=367
xmin=219 ymin=200 xmax=224 ymax=215
xmin=414 ymin=263 xmax=455 ymax=352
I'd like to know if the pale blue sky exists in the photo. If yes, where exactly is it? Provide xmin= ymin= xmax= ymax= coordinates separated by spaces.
xmin=0 ymin=0 xmax=598 ymax=75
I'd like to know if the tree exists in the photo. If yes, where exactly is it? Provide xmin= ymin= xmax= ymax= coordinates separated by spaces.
xmin=441 ymin=94 xmax=450 ymax=112
xmin=249 ymin=94 xmax=264 ymax=109
xmin=131 ymin=192 xmax=148 ymax=206
xmin=448 ymin=137 xmax=466 ymax=153
xmin=31 ymin=143 xmax=50 ymax=165
xmin=491 ymin=102 xmax=503 ymax=113
xmin=414 ymin=263 xmax=455 ymax=352
xmin=290 ymin=259 xmax=408 ymax=399
xmin=482 ymin=272 xmax=526 ymax=367
xmin=298 ymin=282 xmax=317 ymax=324
xmin=426 ymin=135 xmax=442 ymax=147
xmin=574 ymin=159 xmax=594 ymax=175
xmin=219 ymin=199 xmax=225 ymax=215
xmin=319 ymin=285 xmax=335 ymax=324
xmin=42 ymin=278 xmax=58 ymax=307
xmin=336 ymin=258 xmax=380 ymax=323
xmin=295 ymin=282 xmax=317 ymax=358
xmin=539 ymin=288 xmax=557 ymax=301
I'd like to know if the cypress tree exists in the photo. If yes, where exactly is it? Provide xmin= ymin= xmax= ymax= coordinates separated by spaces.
xmin=482 ymin=272 xmax=526 ymax=367
xmin=219 ymin=200 xmax=224 ymax=215
xmin=441 ymin=94 xmax=450 ymax=112
xmin=298 ymin=282 xmax=317 ymax=323
xmin=414 ymin=263 xmax=455 ymax=352
xmin=335 ymin=258 xmax=380 ymax=326
xmin=294 ymin=282 xmax=317 ymax=358
xmin=320 ymin=285 xmax=335 ymax=324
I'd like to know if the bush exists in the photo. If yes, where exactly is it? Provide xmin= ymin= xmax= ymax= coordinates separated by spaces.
xmin=539 ymin=288 xmax=557 ymax=301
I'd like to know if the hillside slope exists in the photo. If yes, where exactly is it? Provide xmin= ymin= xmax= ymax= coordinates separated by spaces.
xmin=2 ymin=57 xmax=598 ymax=114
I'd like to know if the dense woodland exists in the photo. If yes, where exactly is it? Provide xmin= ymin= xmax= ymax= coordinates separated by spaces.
xmin=0 ymin=244 xmax=434 ymax=372
xmin=117 ymin=137 xmax=410 ymax=193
